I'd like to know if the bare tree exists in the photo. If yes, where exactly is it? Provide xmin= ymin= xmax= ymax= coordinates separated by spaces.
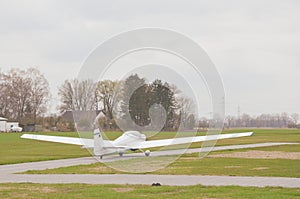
xmin=96 ymin=80 xmax=119 ymax=119
xmin=0 ymin=72 xmax=12 ymax=118
xmin=241 ymin=114 xmax=251 ymax=127
xmin=0 ymin=69 xmax=32 ymax=121
xmin=26 ymin=68 xmax=50 ymax=123
xmin=58 ymin=79 xmax=97 ymax=113
xmin=0 ymin=68 xmax=49 ymax=123
xmin=291 ymin=113 xmax=299 ymax=125
xmin=176 ymin=96 xmax=195 ymax=129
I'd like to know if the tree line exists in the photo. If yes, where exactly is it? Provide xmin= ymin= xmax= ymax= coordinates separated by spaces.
xmin=224 ymin=113 xmax=300 ymax=129
xmin=0 ymin=68 xmax=299 ymax=131
xmin=58 ymin=74 xmax=300 ymax=131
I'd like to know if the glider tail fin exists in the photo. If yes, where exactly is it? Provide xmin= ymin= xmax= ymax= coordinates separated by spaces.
xmin=93 ymin=128 xmax=105 ymax=156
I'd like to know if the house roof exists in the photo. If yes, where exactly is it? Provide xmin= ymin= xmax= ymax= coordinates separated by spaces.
xmin=61 ymin=110 xmax=103 ymax=122
xmin=0 ymin=117 xmax=8 ymax=121
xmin=61 ymin=111 xmax=74 ymax=122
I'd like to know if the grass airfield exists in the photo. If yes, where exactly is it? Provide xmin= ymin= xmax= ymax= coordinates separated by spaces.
xmin=0 ymin=128 xmax=300 ymax=198
xmin=1 ymin=129 xmax=300 ymax=165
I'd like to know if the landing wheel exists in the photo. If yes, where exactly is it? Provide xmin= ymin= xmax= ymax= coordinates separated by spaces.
xmin=145 ymin=150 xmax=151 ymax=157
xmin=139 ymin=149 xmax=151 ymax=157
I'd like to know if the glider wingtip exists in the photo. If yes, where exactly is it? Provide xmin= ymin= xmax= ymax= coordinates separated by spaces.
xmin=20 ymin=134 xmax=31 ymax=138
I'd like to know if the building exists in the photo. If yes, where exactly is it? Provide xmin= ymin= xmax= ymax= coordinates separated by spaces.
xmin=0 ymin=117 xmax=8 ymax=132
xmin=0 ymin=117 xmax=21 ymax=132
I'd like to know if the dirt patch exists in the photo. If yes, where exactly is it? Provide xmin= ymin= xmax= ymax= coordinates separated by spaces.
xmin=0 ymin=186 xmax=56 ymax=197
xmin=160 ymin=190 xmax=184 ymax=195
xmin=112 ymin=188 xmax=134 ymax=192
xmin=24 ymin=186 xmax=56 ymax=193
xmin=0 ymin=186 xmax=11 ymax=191
xmin=11 ymin=193 xmax=28 ymax=198
xmin=252 ymin=167 xmax=269 ymax=170
xmin=181 ymin=157 xmax=198 ymax=161
xmin=88 ymin=167 xmax=112 ymax=173
xmin=224 ymin=166 xmax=241 ymax=169
xmin=209 ymin=150 xmax=300 ymax=160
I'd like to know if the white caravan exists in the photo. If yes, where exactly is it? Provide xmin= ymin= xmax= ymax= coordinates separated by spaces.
xmin=10 ymin=126 xmax=23 ymax=132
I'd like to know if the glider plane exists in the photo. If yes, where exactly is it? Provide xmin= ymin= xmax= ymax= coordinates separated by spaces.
xmin=21 ymin=129 xmax=253 ymax=159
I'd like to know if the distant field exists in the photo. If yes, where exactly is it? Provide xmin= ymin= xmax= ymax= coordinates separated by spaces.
xmin=0 ymin=129 xmax=300 ymax=165
xmin=0 ymin=183 xmax=299 ymax=199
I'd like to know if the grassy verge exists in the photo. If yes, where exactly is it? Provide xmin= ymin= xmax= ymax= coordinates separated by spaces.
xmin=0 ymin=183 xmax=299 ymax=199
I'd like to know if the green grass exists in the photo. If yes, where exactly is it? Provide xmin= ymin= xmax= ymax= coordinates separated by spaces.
xmin=0 ymin=132 xmax=89 ymax=165
xmin=213 ymin=128 xmax=300 ymax=146
xmin=0 ymin=183 xmax=299 ymax=199
xmin=1 ymin=128 xmax=299 ymax=165
xmin=248 ymin=144 xmax=300 ymax=152
xmin=156 ymin=156 xmax=300 ymax=177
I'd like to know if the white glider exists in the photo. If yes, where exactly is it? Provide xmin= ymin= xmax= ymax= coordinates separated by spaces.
xmin=21 ymin=130 xmax=253 ymax=158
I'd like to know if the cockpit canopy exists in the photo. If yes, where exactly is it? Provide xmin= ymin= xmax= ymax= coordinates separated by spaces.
xmin=123 ymin=131 xmax=146 ymax=140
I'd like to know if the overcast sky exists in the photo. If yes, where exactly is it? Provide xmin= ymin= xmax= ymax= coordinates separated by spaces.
xmin=0 ymin=0 xmax=299 ymax=116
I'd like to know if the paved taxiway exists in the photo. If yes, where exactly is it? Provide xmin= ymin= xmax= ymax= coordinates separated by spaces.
xmin=1 ymin=174 xmax=300 ymax=188
xmin=0 ymin=142 xmax=299 ymax=188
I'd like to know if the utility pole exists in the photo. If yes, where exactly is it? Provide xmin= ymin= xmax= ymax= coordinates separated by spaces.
xmin=237 ymin=105 xmax=241 ymax=119
xmin=237 ymin=105 xmax=241 ymax=127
